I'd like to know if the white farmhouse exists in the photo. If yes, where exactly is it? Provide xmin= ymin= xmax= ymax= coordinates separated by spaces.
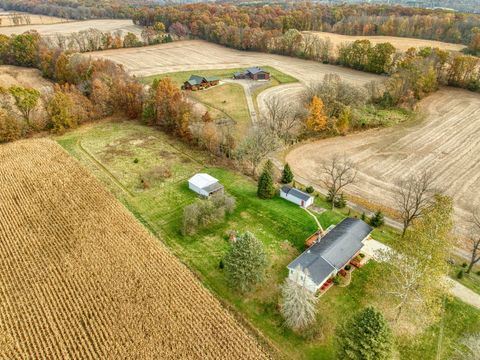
xmin=188 ymin=173 xmax=224 ymax=198
xmin=287 ymin=218 xmax=373 ymax=293
xmin=280 ymin=186 xmax=314 ymax=208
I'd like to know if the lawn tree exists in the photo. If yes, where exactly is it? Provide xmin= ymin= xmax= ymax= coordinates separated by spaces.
xmin=257 ymin=160 xmax=275 ymax=199
xmin=320 ymin=155 xmax=357 ymax=210
xmin=8 ymin=86 xmax=40 ymax=127
xmin=467 ymin=210 xmax=480 ymax=274
xmin=237 ymin=126 xmax=278 ymax=176
xmin=336 ymin=306 xmax=393 ymax=360
xmin=224 ymin=232 xmax=267 ymax=292
xmin=394 ymin=171 xmax=435 ymax=236
xmin=280 ymin=271 xmax=317 ymax=331
xmin=260 ymin=96 xmax=303 ymax=144
xmin=281 ymin=163 xmax=294 ymax=184
xmin=377 ymin=194 xmax=455 ymax=326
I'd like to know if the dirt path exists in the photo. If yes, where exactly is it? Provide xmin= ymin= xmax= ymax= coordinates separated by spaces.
xmin=287 ymin=88 xmax=480 ymax=238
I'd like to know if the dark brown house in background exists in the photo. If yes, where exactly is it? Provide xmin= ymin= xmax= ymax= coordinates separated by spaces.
xmin=183 ymin=75 xmax=220 ymax=90
xmin=234 ymin=67 xmax=270 ymax=80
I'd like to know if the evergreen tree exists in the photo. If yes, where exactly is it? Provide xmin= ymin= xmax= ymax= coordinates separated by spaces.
xmin=369 ymin=210 xmax=385 ymax=227
xmin=281 ymin=163 xmax=294 ymax=184
xmin=257 ymin=160 xmax=275 ymax=199
xmin=224 ymin=232 xmax=267 ymax=292
xmin=337 ymin=306 xmax=393 ymax=360
xmin=280 ymin=274 xmax=317 ymax=330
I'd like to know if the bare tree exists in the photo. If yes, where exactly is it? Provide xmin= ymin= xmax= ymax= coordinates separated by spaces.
xmin=260 ymin=97 xmax=304 ymax=144
xmin=320 ymin=154 xmax=357 ymax=210
xmin=236 ymin=126 xmax=279 ymax=176
xmin=394 ymin=171 xmax=435 ymax=236
xmin=467 ymin=211 xmax=480 ymax=274
xmin=280 ymin=270 xmax=317 ymax=331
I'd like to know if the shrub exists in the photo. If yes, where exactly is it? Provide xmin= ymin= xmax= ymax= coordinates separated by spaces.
xmin=457 ymin=270 xmax=464 ymax=279
xmin=224 ymin=232 xmax=267 ymax=292
xmin=305 ymin=186 xmax=314 ymax=194
xmin=462 ymin=262 xmax=468 ymax=268
xmin=476 ymin=270 xmax=480 ymax=276
xmin=369 ymin=210 xmax=385 ymax=227
xmin=361 ymin=212 xmax=366 ymax=221
xmin=219 ymin=259 xmax=224 ymax=269
xmin=345 ymin=265 xmax=351 ymax=271
xmin=334 ymin=193 xmax=347 ymax=208
xmin=133 ymin=158 xmax=139 ymax=163
xmin=359 ymin=253 xmax=366 ymax=258
xmin=333 ymin=276 xmax=340 ymax=285
xmin=0 ymin=110 xmax=22 ymax=143
xmin=181 ymin=193 xmax=236 ymax=235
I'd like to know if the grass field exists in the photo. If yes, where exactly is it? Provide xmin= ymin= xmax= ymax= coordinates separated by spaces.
xmin=0 ymin=136 xmax=270 ymax=359
xmin=141 ymin=66 xmax=298 ymax=86
xmin=57 ymin=120 xmax=480 ymax=360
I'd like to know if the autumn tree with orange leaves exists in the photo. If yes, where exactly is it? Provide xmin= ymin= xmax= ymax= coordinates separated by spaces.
xmin=305 ymin=96 xmax=327 ymax=132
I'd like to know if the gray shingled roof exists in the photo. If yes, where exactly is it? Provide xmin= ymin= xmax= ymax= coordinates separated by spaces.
xmin=247 ymin=67 xmax=267 ymax=75
xmin=281 ymin=186 xmax=312 ymax=202
xmin=288 ymin=218 xmax=373 ymax=286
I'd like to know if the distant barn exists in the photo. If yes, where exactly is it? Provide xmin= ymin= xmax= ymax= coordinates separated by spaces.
xmin=183 ymin=75 xmax=220 ymax=91
xmin=234 ymin=67 xmax=270 ymax=81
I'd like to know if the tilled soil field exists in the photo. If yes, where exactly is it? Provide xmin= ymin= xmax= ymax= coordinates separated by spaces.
xmin=91 ymin=39 xmax=382 ymax=85
xmin=286 ymin=88 xmax=480 ymax=237
xmin=0 ymin=138 xmax=271 ymax=360
xmin=0 ymin=19 xmax=142 ymax=37
xmin=303 ymin=31 xmax=467 ymax=53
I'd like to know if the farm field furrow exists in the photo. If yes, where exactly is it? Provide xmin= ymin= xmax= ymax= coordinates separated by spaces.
xmin=0 ymin=19 xmax=142 ymax=37
xmin=286 ymin=88 xmax=480 ymax=237
xmin=91 ymin=40 xmax=382 ymax=85
xmin=302 ymin=31 xmax=467 ymax=53
xmin=0 ymin=138 xmax=271 ymax=359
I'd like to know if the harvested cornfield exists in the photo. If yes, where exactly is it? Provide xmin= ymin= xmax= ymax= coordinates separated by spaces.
xmin=0 ymin=139 xmax=271 ymax=360
xmin=302 ymin=31 xmax=467 ymax=53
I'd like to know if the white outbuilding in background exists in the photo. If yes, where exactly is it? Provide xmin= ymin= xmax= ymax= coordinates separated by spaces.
xmin=280 ymin=186 xmax=314 ymax=208
xmin=188 ymin=173 xmax=224 ymax=198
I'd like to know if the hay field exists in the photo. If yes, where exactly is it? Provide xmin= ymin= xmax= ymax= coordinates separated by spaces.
xmin=0 ymin=11 xmax=67 ymax=27
xmin=0 ymin=65 xmax=52 ymax=90
xmin=0 ymin=138 xmax=270 ymax=359
xmin=92 ymin=40 xmax=382 ymax=85
xmin=0 ymin=19 xmax=142 ymax=37
xmin=286 ymin=88 xmax=480 ymax=237
xmin=303 ymin=31 xmax=467 ymax=53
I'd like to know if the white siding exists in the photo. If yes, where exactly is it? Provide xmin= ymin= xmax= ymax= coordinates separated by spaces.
xmin=280 ymin=190 xmax=302 ymax=206
xmin=188 ymin=182 xmax=208 ymax=197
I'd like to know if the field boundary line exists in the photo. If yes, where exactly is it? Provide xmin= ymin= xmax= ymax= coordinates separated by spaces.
xmin=77 ymin=139 xmax=135 ymax=197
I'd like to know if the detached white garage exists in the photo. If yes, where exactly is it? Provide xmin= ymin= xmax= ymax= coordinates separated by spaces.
xmin=280 ymin=186 xmax=314 ymax=208
xmin=188 ymin=173 xmax=224 ymax=198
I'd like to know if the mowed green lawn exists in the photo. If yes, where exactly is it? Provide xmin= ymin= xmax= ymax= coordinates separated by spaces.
xmin=141 ymin=66 xmax=298 ymax=87
xmin=57 ymin=121 xmax=480 ymax=360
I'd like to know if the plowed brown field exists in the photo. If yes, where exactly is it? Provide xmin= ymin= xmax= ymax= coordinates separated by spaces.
xmin=0 ymin=139 xmax=270 ymax=360
xmin=287 ymin=88 xmax=480 ymax=236
xmin=303 ymin=31 xmax=467 ymax=53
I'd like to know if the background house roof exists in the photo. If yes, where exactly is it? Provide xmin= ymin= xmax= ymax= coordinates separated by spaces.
xmin=246 ymin=67 xmax=267 ymax=75
xmin=188 ymin=173 xmax=219 ymax=190
xmin=288 ymin=218 xmax=373 ymax=286
xmin=281 ymin=186 xmax=312 ymax=202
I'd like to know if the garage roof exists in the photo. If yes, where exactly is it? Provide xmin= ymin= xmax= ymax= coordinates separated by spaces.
xmin=188 ymin=173 xmax=219 ymax=190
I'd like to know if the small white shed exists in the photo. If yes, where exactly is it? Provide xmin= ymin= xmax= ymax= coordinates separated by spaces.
xmin=280 ymin=186 xmax=314 ymax=208
xmin=188 ymin=173 xmax=224 ymax=198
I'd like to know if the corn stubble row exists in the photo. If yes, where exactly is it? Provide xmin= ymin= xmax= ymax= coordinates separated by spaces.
xmin=0 ymin=139 xmax=271 ymax=360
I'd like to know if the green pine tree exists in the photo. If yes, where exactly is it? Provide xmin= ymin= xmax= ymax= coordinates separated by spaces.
xmin=281 ymin=163 xmax=294 ymax=184
xmin=257 ymin=161 xmax=276 ymax=199
xmin=336 ymin=306 xmax=393 ymax=360
xmin=224 ymin=232 xmax=268 ymax=292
